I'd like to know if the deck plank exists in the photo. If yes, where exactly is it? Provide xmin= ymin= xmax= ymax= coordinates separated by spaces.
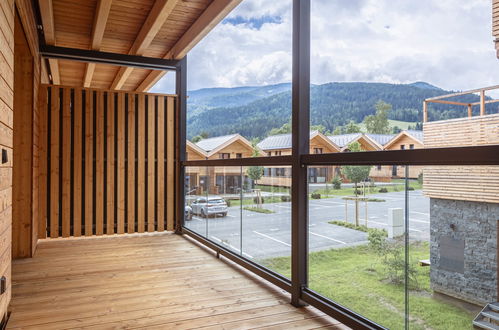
xmin=8 ymin=233 xmax=344 ymax=329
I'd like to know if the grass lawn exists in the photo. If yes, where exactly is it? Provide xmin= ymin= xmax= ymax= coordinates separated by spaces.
xmin=261 ymin=242 xmax=475 ymax=330
xmin=254 ymin=185 xmax=290 ymax=194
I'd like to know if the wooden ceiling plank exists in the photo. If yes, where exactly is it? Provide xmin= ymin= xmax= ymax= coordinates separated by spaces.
xmin=136 ymin=0 xmax=242 ymax=92
xmin=84 ymin=0 xmax=113 ymax=87
xmin=110 ymin=0 xmax=179 ymax=90
xmin=39 ymin=0 xmax=60 ymax=84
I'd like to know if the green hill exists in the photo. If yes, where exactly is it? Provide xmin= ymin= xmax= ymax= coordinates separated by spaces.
xmin=186 ymin=82 xmax=497 ymax=140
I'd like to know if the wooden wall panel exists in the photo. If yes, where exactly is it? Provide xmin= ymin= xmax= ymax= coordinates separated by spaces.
xmin=39 ymin=85 xmax=175 ymax=237
xmin=423 ymin=114 xmax=499 ymax=203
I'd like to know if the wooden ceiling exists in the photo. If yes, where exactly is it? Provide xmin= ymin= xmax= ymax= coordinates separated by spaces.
xmin=38 ymin=0 xmax=241 ymax=91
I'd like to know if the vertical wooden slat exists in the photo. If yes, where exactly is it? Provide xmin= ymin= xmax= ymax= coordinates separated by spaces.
xmin=157 ymin=97 xmax=165 ymax=232
xmin=147 ymin=96 xmax=155 ymax=232
xmin=117 ymin=93 xmax=125 ymax=234
xmin=137 ymin=94 xmax=145 ymax=233
xmin=96 ymin=91 xmax=104 ymax=235
xmin=38 ymin=85 xmax=48 ymax=239
xmin=84 ymin=90 xmax=93 ymax=236
xmin=50 ymin=87 xmax=60 ymax=238
xmin=166 ymin=96 xmax=174 ymax=231
xmin=106 ymin=92 xmax=115 ymax=235
xmin=73 ymin=88 xmax=83 ymax=237
xmin=61 ymin=88 xmax=71 ymax=237
xmin=127 ymin=94 xmax=136 ymax=233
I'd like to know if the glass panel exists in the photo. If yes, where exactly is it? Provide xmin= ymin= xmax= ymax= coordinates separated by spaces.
xmin=307 ymin=164 xmax=407 ymax=329
xmin=184 ymin=166 xmax=209 ymax=237
xmin=408 ymin=165 xmax=498 ymax=329
xmin=206 ymin=166 xmax=242 ymax=255
xmin=242 ymin=165 xmax=292 ymax=278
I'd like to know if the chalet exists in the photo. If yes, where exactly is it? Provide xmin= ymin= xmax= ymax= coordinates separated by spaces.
xmin=374 ymin=130 xmax=425 ymax=179
xmin=257 ymin=131 xmax=340 ymax=186
xmin=186 ymin=134 xmax=258 ymax=194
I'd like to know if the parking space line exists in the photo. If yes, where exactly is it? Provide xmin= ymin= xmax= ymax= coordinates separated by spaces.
xmin=411 ymin=219 xmax=429 ymax=224
xmin=411 ymin=211 xmax=429 ymax=216
xmin=273 ymin=204 xmax=291 ymax=209
xmin=253 ymin=231 xmax=291 ymax=247
xmin=310 ymin=232 xmax=346 ymax=244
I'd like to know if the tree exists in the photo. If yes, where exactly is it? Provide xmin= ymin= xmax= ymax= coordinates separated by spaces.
xmin=247 ymin=148 xmax=264 ymax=184
xmin=191 ymin=135 xmax=203 ymax=143
xmin=199 ymin=131 xmax=209 ymax=139
xmin=345 ymin=120 xmax=362 ymax=133
xmin=341 ymin=142 xmax=372 ymax=225
xmin=332 ymin=126 xmax=343 ymax=135
xmin=363 ymin=100 xmax=392 ymax=134
xmin=268 ymin=121 xmax=291 ymax=136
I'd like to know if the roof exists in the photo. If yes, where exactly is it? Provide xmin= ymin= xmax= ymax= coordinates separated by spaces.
xmin=327 ymin=133 xmax=363 ymax=148
xmin=195 ymin=134 xmax=240 ymax=152
xmin=405 ymin=130 xmax=424 ymax=143
xmin=365 ymin=134 xmax=395 ymax=147
xmin=39 ymin=0 xmax=241 ymax=90
xmin=257 ymin=131 xmax=320 ymax=150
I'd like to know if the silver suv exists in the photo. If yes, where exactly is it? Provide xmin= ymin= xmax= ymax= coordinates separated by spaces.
xmin=190 ymin=197 xmax=228 ymax=218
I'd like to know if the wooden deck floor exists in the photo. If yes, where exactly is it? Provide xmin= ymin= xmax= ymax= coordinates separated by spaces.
xmin=7 ymin=233 xmax=347 ymax=329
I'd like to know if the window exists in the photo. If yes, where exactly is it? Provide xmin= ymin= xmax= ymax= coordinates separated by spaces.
xmin=400 ymin=145 xmax=405 ymax=150
xmin=275 ymin=151 xmax=282 ymax=156
xmin=409 ymin=144 xmax=414 ymax=150
xmin=219 ymin=153 xmax=230 ymax=159
xmin=377 ymin=165 xmax=382 ymax=170
xmin=236 ymin=153 xmax=242 ymax=158
xmin=314 ymin=148 xmax=323 ymax=154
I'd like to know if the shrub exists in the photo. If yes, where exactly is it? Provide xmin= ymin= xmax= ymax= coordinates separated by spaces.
xmin=417 ymin=172 xmax=423 ymax=185
xmin=226 ymin=200 xmax=231 ymax=207
xmin=407 ymin=187 xmax=415 ymax=191
xmin=331 ymin=176 xmax=342 ymax=190
xmin=354 ymin=189 xmax=363 ymax=195
xmin=280 ymin=195 xmax=291 ymax=202
xmin=311 ymin=193 xmax=321 ymax=199
xmin=378 ymin=187 xmax=388 ymax=193
xmin=368 ymin=228 xmax=388 ymax=254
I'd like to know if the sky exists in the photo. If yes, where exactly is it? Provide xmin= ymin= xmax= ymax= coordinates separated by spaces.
xmin=150 ymin=0 xmax=498 ymax=94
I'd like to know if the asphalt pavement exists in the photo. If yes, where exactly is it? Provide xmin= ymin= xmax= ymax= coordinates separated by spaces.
xmin=184 ymin=190 xmax=430 ymax=261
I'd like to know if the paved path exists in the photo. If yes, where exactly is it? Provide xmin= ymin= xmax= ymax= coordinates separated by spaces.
xmin=184 ymin=190 xmax=430 ymax=261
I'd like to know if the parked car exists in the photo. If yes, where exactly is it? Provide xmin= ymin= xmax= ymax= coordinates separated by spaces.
xmin=190 ymin=197 xmax=228 ymax=218
xmin=185 ymin=205 xmax=192 ymax=220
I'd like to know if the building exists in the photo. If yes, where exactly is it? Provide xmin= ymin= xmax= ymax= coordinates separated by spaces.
xmin=257 ymin=131 xmax=340 ymax=186
xmin=186 ymin=134 xmax=259 ymax=194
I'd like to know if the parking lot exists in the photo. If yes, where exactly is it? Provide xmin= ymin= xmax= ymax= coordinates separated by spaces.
xmin=184 ymin=190 xmax=430 ymax=260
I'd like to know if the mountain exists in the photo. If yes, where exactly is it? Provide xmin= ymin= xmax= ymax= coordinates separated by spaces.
xmin=188 ymin=83 xmax=292 ymax=116
xmin=187 ymin=82 xmax=497 ymax=140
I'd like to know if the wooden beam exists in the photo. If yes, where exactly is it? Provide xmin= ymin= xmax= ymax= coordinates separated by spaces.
xmin=38 ymin=0 xmax=60 ymax=84
xmin=136 ymin=0 xmax=242 ymax=92
xmin=110 ymin=0 xmax=178 ymax=90
xmin=480 ymin=90 xmax=486 ymax=116
xmin=84 ymin=0 xmax=113 ymax=88
xmin=425 ymin=99 xmax=469 ymax=106
xmin=425 ymin=84 xmax=499 ymax=101
xmin=468 ymin=104 xmax=472 ymax=118
xmin=423 ymin=101 xmax=428 ymax=123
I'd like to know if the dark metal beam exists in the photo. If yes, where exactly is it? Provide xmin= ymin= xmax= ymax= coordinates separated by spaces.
xmin=175 ymin=57 xmax=187 ymax=233
xmin=301 ymin=145 xmax=499 ymax=166
xmin=40 ymin=44 xmax=179 ymax=71
xmin=291 ymin=0 xmax=310 ymax=307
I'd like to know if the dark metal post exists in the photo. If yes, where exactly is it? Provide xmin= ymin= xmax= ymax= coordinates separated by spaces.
xmin=291 ymin=0 xmax=310 ymax=307
xmin=175 ymin=57 xmax=187 ymax=233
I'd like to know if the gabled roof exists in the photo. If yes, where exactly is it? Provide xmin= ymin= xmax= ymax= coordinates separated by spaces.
xmin=186 ymin=140 xmax=207 ymax=158
xmin=257 ymin=131 xmax=339 ymax=151
xmin=384 ymin=130 xmax=424 ymax=149
xmin=365 ymin=134 xmax=395 ymax=147
xmin=196 ymin=134 xmax=239 ymax=152
xmin=327 ymin=133 xmax=362 ymax=148
xmin=195 ymin=134 xmax=259 ymax=158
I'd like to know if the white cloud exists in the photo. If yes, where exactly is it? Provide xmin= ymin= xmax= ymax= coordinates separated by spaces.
xmin=151 ymin=0 xmax=498 ymax=93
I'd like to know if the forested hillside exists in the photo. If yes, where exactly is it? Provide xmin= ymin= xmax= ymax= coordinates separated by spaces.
xmin=187 ymin=81 xmax=497 ymax=140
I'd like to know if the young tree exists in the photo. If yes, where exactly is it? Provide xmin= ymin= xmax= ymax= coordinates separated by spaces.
xmin=247 ymin=148 xmax=264 ymax=185
xmin=191 ymin=135 xmax=203 ymax=143
xmin=363 ymin=100 xmax=392 ymax=134
xmin=341 ymin=142 xmax=372 ymax=225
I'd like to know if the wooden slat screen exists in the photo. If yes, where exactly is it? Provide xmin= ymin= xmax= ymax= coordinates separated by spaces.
xmin=423 ymin=114 xmax=499 ymax=203
xmin=39 ymin=85 xmax=176 ymax=238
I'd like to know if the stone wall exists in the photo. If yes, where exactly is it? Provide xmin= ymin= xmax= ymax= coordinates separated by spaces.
xmin=430 ymin=198 xmax=498 ymax=305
